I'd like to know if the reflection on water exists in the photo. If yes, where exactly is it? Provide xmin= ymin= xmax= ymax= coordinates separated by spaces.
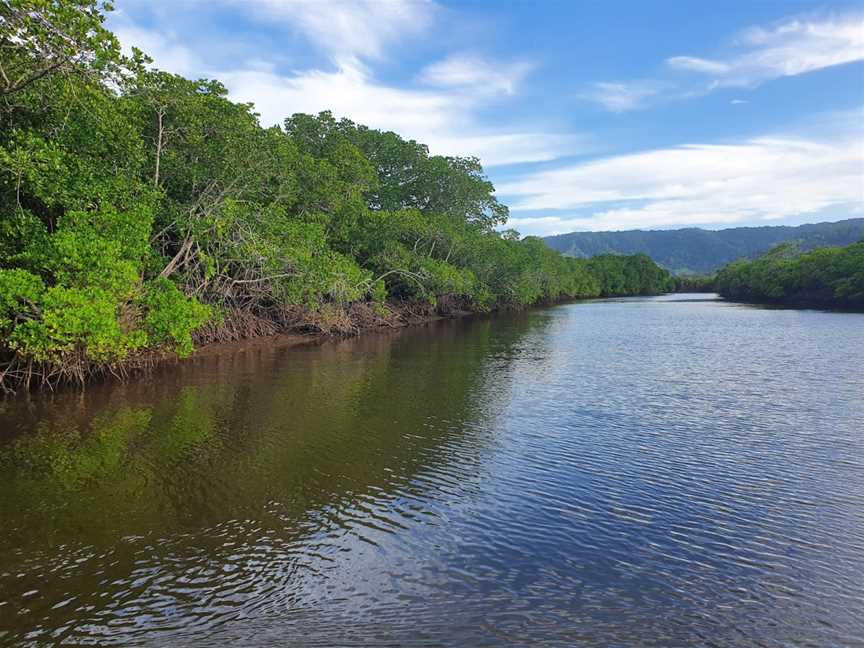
xmin=1 ymin=295 xmax=863 ymax=646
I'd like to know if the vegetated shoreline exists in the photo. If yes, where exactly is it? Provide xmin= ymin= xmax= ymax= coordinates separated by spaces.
xmin=188 ymin=300 xmax=469 ymax=358
xmin=717 ymin=295 xmax=864 ymax=313
xmin=1 ymin=292 xmax=662 ymax=396
xmin=714 ymin=241 xmax=863 ymax=311
xmin=0 ymin=300 xmax=432 ymax=395
xmin=542 ymin=218 xmax=864 ymax=275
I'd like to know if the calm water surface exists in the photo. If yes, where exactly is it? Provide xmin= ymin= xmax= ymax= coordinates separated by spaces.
xmin=1 ymin=294 xmax=863 ymax=646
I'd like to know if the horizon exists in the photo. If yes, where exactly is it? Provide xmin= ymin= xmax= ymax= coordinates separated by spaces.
xmin=110 ymin=0 xmax=864 ymax=235
xmin=542 ymin=215 xmax=864 ymax=238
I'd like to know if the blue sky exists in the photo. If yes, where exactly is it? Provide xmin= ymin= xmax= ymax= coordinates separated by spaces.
xmin=109 ymin=1 xmax=864 ymax=235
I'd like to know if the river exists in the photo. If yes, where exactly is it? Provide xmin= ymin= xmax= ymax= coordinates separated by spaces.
xmin=1 ymin=294 xmax=863 ymax=646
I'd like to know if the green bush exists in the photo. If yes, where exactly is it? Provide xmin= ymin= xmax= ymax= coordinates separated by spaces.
xmin=9 ymin=286 xmax=146 ymax=362
xmin=716 ymin=242 xmax=864 ymax=308
xmin=142 ymin=279 xmax=211 ymax=356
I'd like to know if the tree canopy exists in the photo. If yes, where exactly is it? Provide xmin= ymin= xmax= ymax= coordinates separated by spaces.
xmin=715 ymin=242 xmax=864 ymax=309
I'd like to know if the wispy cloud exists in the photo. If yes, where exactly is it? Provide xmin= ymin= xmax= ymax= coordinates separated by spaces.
xmin=667 ymin=14 xmax=864 ymax=87
xmin=580 ymin=81 xmax=662 ymax=112
xmin=236 ymin=0 xmax=437 ymax=63
xmin=419 ymin=55 xmax=533 ymax=95
xmin=498 ymin=119 xmax=864 ymax=232
xmin=113 ymin=23 xmax=198 ymax=77
xmin=584 ymin=12 xmax=864 ymax=112
xmin=111 ymin=9 xmax=585 ymax=167
xmin=220 ymin=62 xmax=584 ymax=165
xmin=665 ymin=57 xmax=731 ymax=75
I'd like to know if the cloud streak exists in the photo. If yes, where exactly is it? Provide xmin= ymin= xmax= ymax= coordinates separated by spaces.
xmin=236 ymin=0 xmax=437 ymax=63
xmin=667 ymin=14 xmax=864 ymax=87
xmin=111 ymin=10 xmax=584 ymax=167
xmin=221 ymin=61 xmax=583 ymax=165
xmin=585 ymin=13 xmax=864 ymax=112
xmin=419 ymin=55 xmax=533 ymax=96
xmin=580 ymin=81 xmax=662 ymax=112
xmin=498 ymin=124 xmax=864 ymax=233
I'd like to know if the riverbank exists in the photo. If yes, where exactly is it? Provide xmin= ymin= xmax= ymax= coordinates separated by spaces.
xmin=714 ymin=241 xmax=863 ymax=310
xmin=1 ymin=295 xmax=543 ymax=394
xmin=1 ymin=291 xmax=671 ymax=395
xmin=0 ymin=300 xmax=454 ymax=394
xmin=716 ymin=295 xmax=864 ymax=312
xmin=189 ymin=301 xmax=473 ymax=360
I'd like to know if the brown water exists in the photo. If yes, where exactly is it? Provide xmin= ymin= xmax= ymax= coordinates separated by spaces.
xmin=1 ymin=294 xmax=863 ymax=646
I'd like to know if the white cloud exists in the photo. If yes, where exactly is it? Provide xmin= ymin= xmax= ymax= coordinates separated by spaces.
xmin=112 ymin=21 xmax=584 ymax=167
xmin=580 ymin=81 xmax=661 ymax=112
xmin=113 ymin=24 xmax=198 ymax=77
xmin=237 ymin=0 xmax=437 ymax=63
xmin=419 ymin=55 xmax=533 ymax=95
xmin=585 ymin=13 xmax=864 ymax=112
xmin=423 ymin=132 xmax=587 ymax=165
xmin=730 ymin=99 xmax=749 ymax=105
xmin=221 ymin=62 xmax=581 ymax=164
xmin=223 ymin=62 xmax=453 ymax=133
xmin=505 ymin=216 xmax=575 ymax=237
xmin=497 ymin=126 xmax=864 ymax=231
xmin=667 ymin=14 xmax=864 ymax=87
xmin=665 ymin=56 xmax=731 ymax=75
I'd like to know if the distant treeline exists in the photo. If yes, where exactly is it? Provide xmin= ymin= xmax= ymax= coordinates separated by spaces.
xmin=672 ymin=275 xmax=716 ymax=293
xmin=0 ymin=2 xmax=672 ymax=390
xmin=586 ymin=254 xmax=674 ymax=296
xmin=716 ymin=242 xmax=864 ymax=309
xmin=543 ymin=219 xmax=864 ymax=274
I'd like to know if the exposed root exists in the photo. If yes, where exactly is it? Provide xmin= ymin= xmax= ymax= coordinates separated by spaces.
xmin=0 ymin=297 xmax=470 ymax=395
xmin=0 ymin=349 xmax=169 ymax=396
xmin=193 ymin=308 xmax=281 ymax=345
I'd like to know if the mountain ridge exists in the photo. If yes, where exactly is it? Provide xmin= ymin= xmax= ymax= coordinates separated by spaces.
xmin=541 ymin=218 xmax=864 ymax=274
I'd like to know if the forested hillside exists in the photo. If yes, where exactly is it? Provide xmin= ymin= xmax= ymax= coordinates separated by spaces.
xmin=543 ymin=219 xmax=864 ymax=274
xmin=0 ymin=1 xmax=672 ymax=391
xmin=715 ymin=242 xmax=864 ymax=309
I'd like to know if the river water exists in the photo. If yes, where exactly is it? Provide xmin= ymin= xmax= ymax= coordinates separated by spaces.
xmin=1 ymin=294 xmax=863 ymax=646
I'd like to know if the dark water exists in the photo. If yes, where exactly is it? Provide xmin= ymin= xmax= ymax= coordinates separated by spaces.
xmin=1 ymin=294 xmax=863 ymax=647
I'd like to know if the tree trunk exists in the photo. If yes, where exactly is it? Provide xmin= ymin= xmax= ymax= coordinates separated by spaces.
xmin=153 ymin=108 xmax=164 ymax=188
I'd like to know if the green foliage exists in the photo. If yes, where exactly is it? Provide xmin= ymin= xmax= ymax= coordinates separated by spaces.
xmin=0 ymin=268 xmax=44 ymax=331
xmin=673 ymin=274 xmax=716 ymax=292
xmin=0 ymin=0 xmax=121 ymax=98
xmin=0 ymin=1 xmax=678 ymax=384
xmin=586 ymin=253 xmax=674 ymax=296
xmin=141 ymin=279 xmax=211 ymax=356
xmin=715 ymin=242 xmax=864 ymax=309
xmin=9 ymin=286 xmax=146 ymax=361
